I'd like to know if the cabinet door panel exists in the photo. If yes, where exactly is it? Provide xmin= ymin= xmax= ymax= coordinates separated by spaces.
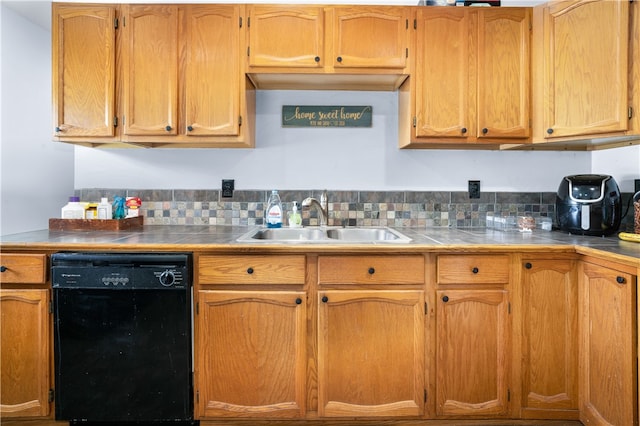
xmin=579 ymin=263 xmax=636 ymax=426
xmin=332 ymin=7 xmax=408 ymax=69
xmin=415 ymin=9 xmax=470 ymax=139
xmin=478 ymin=8 xmax=530 ymax=139
xmin=183 ymin=6 xmax=240 ymax=136
xmin=248 ymin=6 xmax=324 ymax=68
xmin=436 ymin=289 xmax=509 ymax=416
xmin=52 ymin=4 xmax=116 ymax=137
xmin=543 ymin=0 xmax=629 ymax=138
xmin=521 ymin=259 xmax=578 ymax=417
xmin=318 ymin=290 xmax=424 ymax=417
xmin=0 ymin=289 xmax=50 ymax=418
xmin=196 ymin=291 xmax=306 ymax=418
xmin=122 ymin=5 xmax=179 ymax=136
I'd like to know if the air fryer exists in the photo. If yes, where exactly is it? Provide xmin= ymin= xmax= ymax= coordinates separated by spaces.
xmin=555 ymin=174 xmax=621 ymax=236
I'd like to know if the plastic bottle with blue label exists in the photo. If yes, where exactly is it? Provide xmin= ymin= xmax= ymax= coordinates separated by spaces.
xmin=265 ymin=190 xmax=283 ymax=228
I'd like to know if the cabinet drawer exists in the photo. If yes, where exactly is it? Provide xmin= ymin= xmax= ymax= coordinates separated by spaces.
xmin=437 ymin=255 xmax=509 ymax=284
xmin=0 ymin=254 xmax=47 ymax=284
xmin=318 ymin=255 xmax=424 ymax=285
xmin=199 ymin=255 xmax=306 ymax=285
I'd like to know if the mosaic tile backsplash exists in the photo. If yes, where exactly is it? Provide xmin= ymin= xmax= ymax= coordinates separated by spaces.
xmin=76 ymin=189 xmax=637 ymax=231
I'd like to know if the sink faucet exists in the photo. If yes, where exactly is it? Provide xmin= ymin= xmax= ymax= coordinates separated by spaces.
xmin=302 ymin=190 xmax=328 ymax=226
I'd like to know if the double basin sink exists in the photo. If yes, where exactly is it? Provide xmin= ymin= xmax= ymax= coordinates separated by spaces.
xmin=237 ymin=227 xmax=412 ymax=244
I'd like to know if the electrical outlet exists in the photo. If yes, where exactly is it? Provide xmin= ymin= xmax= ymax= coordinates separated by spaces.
xmin=468 ymin=180 xmax=481 ymax=199
xmin=222 ymin=179 xmax=234 ymax=198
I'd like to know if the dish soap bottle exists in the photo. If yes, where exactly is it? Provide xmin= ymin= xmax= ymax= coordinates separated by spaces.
xmin=288 ymin=201 xmax=302 ymax=228
xmin=265 ymin=190 xmax=283 ymax=228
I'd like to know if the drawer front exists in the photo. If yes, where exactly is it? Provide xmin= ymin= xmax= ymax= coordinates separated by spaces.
xmin=437 ymin=254 xmax=510 ymax=284
xmin=318 ymin=255 xmax=425 ymax=285
xmin=199 ymin=255 xmax=306 ymax=285
xmin=0 ymin=254 xmax=47 ymax=284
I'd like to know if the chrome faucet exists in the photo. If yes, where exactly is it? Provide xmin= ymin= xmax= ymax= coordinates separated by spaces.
xmin=302 ymin=190 xmax=328 ymax=226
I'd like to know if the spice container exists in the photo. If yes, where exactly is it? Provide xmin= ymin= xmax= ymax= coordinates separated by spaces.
xmin=537 ymin=217 xmax=552 ymax=231
xmin=517 ymin=216 xmax=536 ymax=232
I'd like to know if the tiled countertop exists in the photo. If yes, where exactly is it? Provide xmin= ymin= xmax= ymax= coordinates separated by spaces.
xmin=2 ymin=226 xmax=639 ymax=266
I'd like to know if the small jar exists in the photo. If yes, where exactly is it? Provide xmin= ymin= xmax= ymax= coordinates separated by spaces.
xmin=633 ymin=191 xmax=640 ymax=234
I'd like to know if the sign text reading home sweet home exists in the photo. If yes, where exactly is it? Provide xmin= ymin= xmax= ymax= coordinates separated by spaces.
xmin=282 ymin=105 xmax=372 ymax=127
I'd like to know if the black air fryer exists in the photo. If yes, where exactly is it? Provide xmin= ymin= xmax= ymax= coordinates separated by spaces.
xmin=556 ymin=174 xmax=621 ymax=236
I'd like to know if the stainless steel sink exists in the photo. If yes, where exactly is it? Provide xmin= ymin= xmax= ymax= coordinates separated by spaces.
xmin=245 ymin=228 xmax=327 ymax=242
xmin=325 ymin=227 xmax=410 ymax=242
xmin=237 ymin=227 xmax=412 ymax=243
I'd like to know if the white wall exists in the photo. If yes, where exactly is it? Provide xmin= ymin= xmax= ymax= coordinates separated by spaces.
xmin=0 ymin=3 xmax=75 ymax=235
xmin=75 ymin=90 xmax=600 ymax=192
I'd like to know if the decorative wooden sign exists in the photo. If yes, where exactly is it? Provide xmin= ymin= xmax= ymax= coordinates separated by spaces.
xmin=282 ymin=105 xmax=372 ymax=127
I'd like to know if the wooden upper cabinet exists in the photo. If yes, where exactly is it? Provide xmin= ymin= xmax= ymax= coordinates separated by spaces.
xmin=330 ymin=7 xmax=409 ymax=69
xmin=536 ymin=0 xmax=629 ymax=139
xmin=412 ymin=7 xmax=530 ymax=144
xmin=121 ymin=5 xmax=179 ymax=136
xmin=477 ymin=8 xmax=530 ymax=139
xmin=247 ymin=5 xmax=324 ymax=68
xmin=183 ymin=5 xmax=241 ymax=137
xmin=415 ymin=7 xmax=470 ymax=139
xmin=52 ymin=4 xmax=116 ymax=139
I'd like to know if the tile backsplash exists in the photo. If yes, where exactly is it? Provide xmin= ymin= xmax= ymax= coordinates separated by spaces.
xmin=76 ymin=188 xmax=636 ymax=231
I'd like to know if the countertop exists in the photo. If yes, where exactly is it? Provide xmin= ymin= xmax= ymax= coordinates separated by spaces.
xmin=2 ymin=226 xmax=639 ymax=267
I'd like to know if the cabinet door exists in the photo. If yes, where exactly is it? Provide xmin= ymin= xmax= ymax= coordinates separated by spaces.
xmin=331 ymin=7 xmax=409 ymax=69
xmin=579 ymin=263 xmax=636 ymax=426
xmin=317 ymin=290 xmax=424 ymax=417
xmin=196 ymin=290 xmax=306 ymax=418
xmin=248 ymin=6 xmax=324 ymax=68
xmin=521 ymin=259 xmax=578 ymax=418
xmin=415 ymin=8 xmax=470 ymax=139
xmin=0 ymin=289 xmax=50 ymax=418
xmin=52 ymin=4 xmax=116 ymax=138
xmin=183 ymin=5 xmax=241 ymax=137
xmin=542 ymin=0 xmax=629 ymax=138
xmin=121 ymin=5 xmax=179 ymax=136
xmin=436 ymin=289 xmax=510 ymax=416
xmin=477 ymin=8 xmax=530 ymax=139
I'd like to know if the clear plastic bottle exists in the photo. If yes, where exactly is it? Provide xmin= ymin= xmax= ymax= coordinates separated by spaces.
xmin=97 ymin=197 xmax=113 ymax=220
xmin=61 ymin=196 xmax=85 ymax=219
xmin=265 ymin=190 xmax=283 ymax=228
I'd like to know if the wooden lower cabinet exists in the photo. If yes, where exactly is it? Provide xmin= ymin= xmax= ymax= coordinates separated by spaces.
xmin=317 ymin=289 xmax=425 ymax=417
xmin=435 ymin=288 xmax=510 ymax=417
xmin=520 ymin=257 xmax=579 ymax=419
xmin=195 ymin=290 xmax=307 ymax=418
xmin=0 ymin=253 xmax=50 ymax=419
xmin=579 ymin=261 xmax=637 ymax=426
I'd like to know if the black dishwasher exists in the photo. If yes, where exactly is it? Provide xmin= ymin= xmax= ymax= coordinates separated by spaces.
xmin=51 ymin=252 xmax=196 ymax=425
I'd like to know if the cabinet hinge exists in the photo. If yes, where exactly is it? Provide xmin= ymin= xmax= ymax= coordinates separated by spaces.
xmin=414 ymin=18 xmax=417 ymax=30
xmin=113 ymin=116 xmax=118 ymax=128
xmin=247 ymin=46 xmax=250 ymax=57
xmin=424 ymin=389 xmax=427 ymax=402
xmin=406 ymin=47 xmax=409 ymax=58
xmin=122 ymin=16 xmax=126 ymax=27
xmin=239 ymin=116 xmax=243 ymax=126
xmin=239 ymin=17 xmax=242 ymax=28
xmin=247 ymin=17 xmax=250 ymax=27
xmin=196 ymin=302 xmax=199 ymax=315
xmin=114 ymin=17 xmax=119 ymax=29
xmin=629 ymin=106 xmax=633 ymax=119
xmin=406 ymin=18 xmax=409 ymax=29
xmin=196 ymin=390 xmax=199 ymax=403
xmin=49 ymin=301 xmax=53 ymax=314
xmin=424 ymin=302 xmax=428 ymax=314
xmin=508 ymin=302 xmax=511 ymax=314
xmin=413 ymin=117 xmax=417 ymax=127
xmin=507 ymin=389 xmax=511 ymax=402
xmin=49 ymin=389 xmax=55 ymax=403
